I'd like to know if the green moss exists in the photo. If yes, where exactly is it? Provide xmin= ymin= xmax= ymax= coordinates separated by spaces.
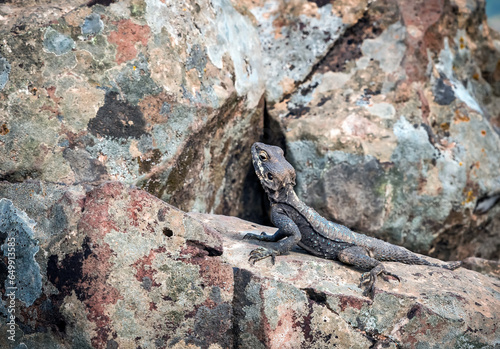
xmin=164 ymin=310 xmax=185 ymax=327
xmin=373 ymin=176 xmax=388 ymax=198
xmin=139 ymin=174 xmax=166 ymax=198
xmin=130 ymin=0 xmax=146 ymax=18
xmin=454 ymin=334 xmax=490 ymax=349
xmin=158 ymin=261 xmax=203 ymax=303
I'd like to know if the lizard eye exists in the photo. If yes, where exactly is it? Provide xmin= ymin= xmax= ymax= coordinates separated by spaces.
xmin=267 ymin=173 xmax=273 ymax=180
xmin=259 ymin=152 xmax=268 ymax=161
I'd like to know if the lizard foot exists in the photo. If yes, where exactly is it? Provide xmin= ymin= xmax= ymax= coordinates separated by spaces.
xmin=359 ymin=265 xmax=400 ymax=298
xmin=243 ymin=232 xmax=269 ymax=241
xmin=248 ymin=247 xmax=277 ymax=265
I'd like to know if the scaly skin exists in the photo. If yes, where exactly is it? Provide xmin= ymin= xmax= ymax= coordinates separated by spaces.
xmin=244 ymin=142 xmax=462 ymax=298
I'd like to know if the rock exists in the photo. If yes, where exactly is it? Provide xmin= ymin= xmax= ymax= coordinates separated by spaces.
xmin=234 ymin=0 xmax=370 ymax=103
xmin=0 ymin=0 xmax=265 ymax=218
xmin=0 ymin=181 xmax=232 ymax=349
xmin=1 ymin=181 xmax=499 ymax=348
xmin=261 ymin=0 xmax=500 ymax=260
xmin=0 ymin=200 xmax=42 ymax=307
xmin=193 ymin=213 xmax=500 ymax=349
xmin=2 ymin=0 xmax=497 ymax=262
xmin=462 ymin=257 xmax=500 ymax=279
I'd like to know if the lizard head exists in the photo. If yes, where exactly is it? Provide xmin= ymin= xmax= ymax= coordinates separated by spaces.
xmin=251 ymin=142 xmax=296 ymax=202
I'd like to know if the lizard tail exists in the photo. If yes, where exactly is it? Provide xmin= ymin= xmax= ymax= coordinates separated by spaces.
xmin=395 ymin=249 xmax=462 ymax=270
xmin=423 ymin=259 xmax=462 ymax=270
xmin=439 ymin=261 xmax=462 ymax=270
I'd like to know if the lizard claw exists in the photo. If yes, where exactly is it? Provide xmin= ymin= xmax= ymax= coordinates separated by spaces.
xmin=360 ymin=265 xmax=401 ymax=299
xmin=243 ymin=232 xmax=268 ymax=241
xmin=248 ymin=247 xmax=277 ymax=265
xmin=381 ymin=271 xmax=400 ymax=283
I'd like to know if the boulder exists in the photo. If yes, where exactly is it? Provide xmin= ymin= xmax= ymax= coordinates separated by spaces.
xmin=1 ymin=181 xmax=499 ymax=348
xmin=197 ymin=213 xmax=500 ymax=349
xmin=258 ymin=0 xmax=500 ymax=260
xmin=231 ymin=0 xmax=370 ymax=104
xmin=2 ymin=0 xmax=498 ymax=262
xmin=0 ymin=0 xmax=265 ymax=217
xmin=0 ymin=181 xmax=233 ymax=349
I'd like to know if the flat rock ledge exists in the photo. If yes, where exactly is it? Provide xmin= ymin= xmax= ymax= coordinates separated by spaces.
xmin=0 ymin=181 xmax=499 ymax=349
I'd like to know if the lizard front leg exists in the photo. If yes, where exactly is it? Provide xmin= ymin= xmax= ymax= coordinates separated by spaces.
xmin=244 ymin=206 xmax=301 ymax=265
xmin=337 ymin=246 xmax=400 ymax=298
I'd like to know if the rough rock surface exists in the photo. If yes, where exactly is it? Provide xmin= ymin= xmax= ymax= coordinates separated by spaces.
xmin=197 ymin=213 xmax=500 ymax=349
xmin=0 ymin=0 xmax=264 ymax=217
xmin=258 ymin=0 xmax=500 ymax=260
xmin=462 ymin=257 xmax=500 ymax=279
xmin=1 ymin=181 xmax=499 ymax=349
xmin=2 ymin=0 xmax=499 ymax=261
xmin=0 ymin=181 xmax=233 ymax=349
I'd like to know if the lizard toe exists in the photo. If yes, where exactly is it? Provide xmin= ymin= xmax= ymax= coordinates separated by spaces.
xmin=361 ymin=277 xmax=377 ymax=299
xmin=359 ymin=272 xmax=371 ymax=286
xmin=362 ymin=282 xmax=376 ymax=298
xmin=360 ymin=268 xmax=380 ymax=298
xmin=382 ymin=271 xmax=401 ymax=283
xmin=360 ymin=265 xmax=400 ymax=298
xmin=248 ymin=247 xmax=276 ymax=265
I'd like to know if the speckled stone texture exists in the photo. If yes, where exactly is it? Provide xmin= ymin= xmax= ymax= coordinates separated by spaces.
xmin=0 ymin=0 xmax=265 ymax=218
xmin=0 ymin=181 xmax=233 ymax=349
xmin=199 ymin=212 xmax=500 ymax=349
xmin=2 ymin=0 xmax=499 ymax=261
xmin=257 ymin=0 xmax=500 ymax=261
xmin=0 ymin=181 xmax=498 ymax=349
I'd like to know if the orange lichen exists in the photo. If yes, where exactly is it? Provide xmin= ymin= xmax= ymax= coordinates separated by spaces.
xmin=464 ymin=190 xmax=475 ymax=204
xmin=440 ymin=122 xmax=450 ymax=131
xmin=454 ymin=109 xmax=470 ymax=123
xmin=472 ymin=73 xmax=480 ymax=80
xmin=0 ymin=123 xmax=9 ymax=135
xmin=481 ymin=130 xmax=486 ymax=136
xmin=459 ymin=37 xmax=465 ymax=49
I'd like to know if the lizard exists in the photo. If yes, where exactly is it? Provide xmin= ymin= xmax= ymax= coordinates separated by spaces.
xmin=243 ymin=142 xmax=462 ymax=298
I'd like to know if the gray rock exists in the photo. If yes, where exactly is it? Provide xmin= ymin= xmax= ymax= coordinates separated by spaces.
xmin=0 ymin=55 xmax=10 ymax=90
xmin=1 ymin=181 xmax=498 ymax=349
xmin=43 ymin=27 xmax=75 ymax=56
xmin=0 ymin=0 xmax=265 ymax=218
xmin=0 ymin=199 xmax=42 ymax=307
xmin=263 ymin=0 xmax=500 ymax=260
xmin=81 ymin=13 xmax=103 ymax=35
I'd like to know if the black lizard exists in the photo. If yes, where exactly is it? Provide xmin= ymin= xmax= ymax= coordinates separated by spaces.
xmin=244 ymin=142 xmax=461 ymax=298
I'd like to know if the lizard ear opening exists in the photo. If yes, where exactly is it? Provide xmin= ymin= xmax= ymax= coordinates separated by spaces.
xmin=286 ymin=168 xmax=296 ymax=187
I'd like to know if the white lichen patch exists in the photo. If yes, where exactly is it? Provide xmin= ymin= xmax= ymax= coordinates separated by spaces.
xmin=251 ymin=2 xmax=345 ymax=102
xmin=315 ymin=71 xmax=353 ymax=94
xmin=361 ymin=21 xmax=407 ymax=74
xmin=364 ymin=102 xmax=396 ymax=119
xmin=207 ymin=0 xmax=265 ymax=108
xmin=435 ymin=37 xmax=482 ymax=113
